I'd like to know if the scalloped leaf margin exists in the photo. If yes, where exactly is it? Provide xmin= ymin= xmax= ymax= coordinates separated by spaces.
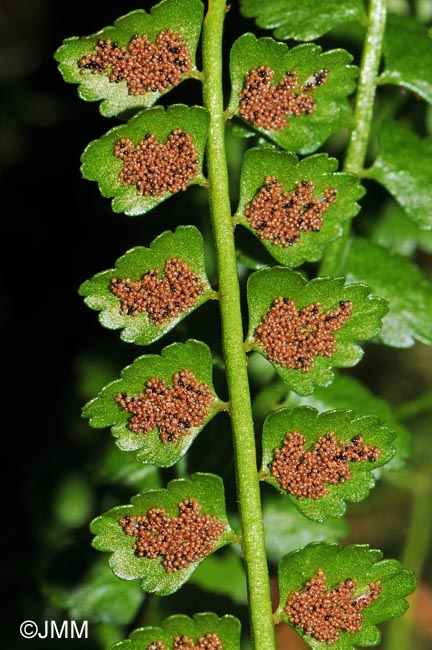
xmin=235 ymin=147 xmax=364 ymax=267
xmin=82 ymin=339 xmax=224 ymax=468
xmin=112 ymin=613 xmax=241 ymax=650
xmin=246 ymin=268 xmax=388 ymax=395
xmin=54 ymin=0 xmax=204 ymax=117
xmin=81 ymin=104 xmax=209 ymax=216
xmin=289 ymin=373 xmax=412 ymax=472
xmin=277 ymin=543 xmax=416 ymax=650
xmin=228 ymin=34 xmax=358 ymax=155
xmin=91 ymin=473 xmax=235 ymax=596
xmin=261 ymin=406 xmax=395 ymax=521
xmin=79 ymin=226 xmax=214 ymax=346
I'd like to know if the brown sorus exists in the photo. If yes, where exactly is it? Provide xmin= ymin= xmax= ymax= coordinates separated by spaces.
xmin=240 ymin=66 xmax=329 ymax=130
xmin=173 ymin=634 xmax=223 ymax=650
xmin=78 ymin=30 xmax=191 ymax=95
xmin=195 ymin=634 xmax=223 ymax=650
xmin=173 ymin=639 xmax=195 ymax=650
xmin=113 ymin=129 xmax=199 ymax=197
xmin=110 ymin=258 xmax=205 ymax=324
xmin=147 ymin=643 xmax=165 ymax=650
xmin=119 ymin=498 xmax=226 ymax=573
xmin=254 ymin=297 xmax=353 ymax=373
xmin=115 ymin=369 xmax=214 ymax=443
xmin=285 ymin=569 xmax=382 ymax=644
xmin=271 ymin=432 xmax=382 ymax=499
xmin=245 ymin=176 xmax=337 ymax=247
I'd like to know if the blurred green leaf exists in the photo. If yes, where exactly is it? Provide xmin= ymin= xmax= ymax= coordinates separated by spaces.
xmin=91 ymin=473 xmax=235 ymax=595
xmin=94 ymin=445 xmax=161 ymax=492
xmin=66 ymin=559 xmax=144 ymax=625
xmin=112 ymin=613 xmax=241 ymax=649
xmin=369 ymin=201 xmax=432 ymax=256
xmin=81 ymin=104 xmax=209 ymax=216
xmin=231 ymin=122 xmax=257 ymax=139
xmin=79 ymin=226 xmax=213 ymax=346
xmin=235 ymin=147 xmax=364 ymax=267
xmin=55 ymin=0 xmax=204 ymax=117
xmin=263 ymin=495 xmax=348 ymax=563
xmin=236 ymin=248 xmax=268 ymax=270
xmin=346 ymin=238 xmax=432 ymax=347
xmin=367 ymin=120 xmax=432 ymax=229
xmin=246 ymin=268 xmax=388 ymax=395
xmin=277 ymin=543 xmax=416 ymax=649
xmin=189 ymin=549 xmax=247 ymax=604
xmin=53 ymin=473 xmax=94 ymax=529
xmin=240 ymin=0 xmax=366 ymax=41
xmin=228 ymin=34 xmax=357 ymax=154
xmin=381 ymin=15 xmax=432 ymax=105
xmin=261 ymin=406 xmax=395 ymax=521
xmin=93 ymin=623 xmax=123 ymax=649
xmin=248 ymin=351 xmax=277 ymax=386
xmin=290 ymin=373 xmax=412 ymax=472
xmin=75 ymin=356 xmax=117 ymax=401
xmin=83 ymin=340 xmax=223 ymax=467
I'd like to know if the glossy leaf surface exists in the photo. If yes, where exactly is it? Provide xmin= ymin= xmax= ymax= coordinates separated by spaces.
xmin=381 ymin=15 xmax=432 ymax=105
xmin=112 ymin=613 xmax=241 ymax=649
xmin=235 ymin=147 xmax=364 ymax=267
xmin=81 ymin=104 xmax=209 ymax=216
xmin=228 ymin=34 xmax=357 ymax=154
xmin=79 ymin=226 xmax=213 ymax=345
xmin=55 ymin=0 xmax=204 ymax=117
xmin=277 ymin=543 xmax=416 ymax=649
xmin=290 ymin=373 xmax=412 ymax=472
xmin=240 ymin=0 xmax=366 ymax=42
xmin=247 ymin=268 xmax=388 ymax=395
xmin=91 ymin=473 xmax=234 ymax=595
xmin=262 ymin=406 xmax=395 ymax=521
xmin=83 ymin=340 xmax=223 ymax=467
xmin=367 ymin=120 xmax=432 ymax=229
xmin=346 ymin=238 xmax=432 ymax=347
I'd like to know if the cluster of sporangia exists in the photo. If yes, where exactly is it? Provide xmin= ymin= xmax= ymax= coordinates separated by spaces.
xmin=255 ymin=298 xmax=353 ymax=372
xmin=271 ymin=432 xmax=382 ymax=499
xmin=240 ymin=66 xmax=328 ymax=130
xmin=115 ymin=370 xmax=214 ymax=443
xmin=76 ymin=27 xmax=383 ymax=648
xmin=110 ymin=258 xmax=205 ymax=324
xmin=119 ymin=498 xmax=225 ymax=572
xmin=146 ymin=633 xmax=222 ymax=650
xmin=245 ymin=177 xmax=337 ymax=247
xmin=113 ymin=130 xmax=199 ymax=197
xmin=78 ymin=29 xmax=191 ymax=95
xmin=285 ymin=569 xmax=382 ymax=644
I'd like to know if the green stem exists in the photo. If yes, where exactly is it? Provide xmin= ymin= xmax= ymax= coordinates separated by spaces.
xmin=319 ymin=0 xmax=387 ymax=277
xmin=202 ymin=2 xmax=276 ymax=648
